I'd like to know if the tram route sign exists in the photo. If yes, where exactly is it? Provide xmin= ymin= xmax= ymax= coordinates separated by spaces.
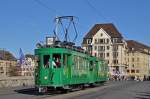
xmin=46 ymin=37 xmax=55 ymax=45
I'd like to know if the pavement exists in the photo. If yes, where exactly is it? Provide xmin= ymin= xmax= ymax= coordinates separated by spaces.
xmin=0 ymin=81 xmax=150 ymax=99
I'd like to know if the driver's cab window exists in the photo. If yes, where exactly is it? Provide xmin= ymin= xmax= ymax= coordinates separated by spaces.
xmin=52 ymin=54 xmax=61 ymax=68
xmin=43 ymin=55 xmax=50 ymax=68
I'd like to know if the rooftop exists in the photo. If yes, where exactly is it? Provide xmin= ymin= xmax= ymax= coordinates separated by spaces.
xmin=82 ymin=23 xmax=123 ymax=44
xmin=0 ymin=50 xmax=16 ymax=61
xmin=126 ymin=40 xmax=150 ymax=54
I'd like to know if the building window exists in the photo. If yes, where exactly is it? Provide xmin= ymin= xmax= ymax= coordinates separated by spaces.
xmin=100 ymin=39 xmax=104 ymax=44
xmin=107 ymin=46 xmax=109 ymax=50
xmin=127 ymin=70 xmax=130 ymax=73
xmin=87 ymin=39 xmax=91 ymax=44
xmin=95 ymin=39 xmax=97 ymax=44
xmin=107 ymin=60 xmax=109 ymax=64
xmin=132 ymin=64 xmax=134 ymax=68
xmin=107 ymin=39 xmax=109 ymax=43
xmin=94 ymin=46 xmax=97 ymax=50
xmin=132 ymin=58 xmax=134 ymax=62
xmin=99 ymin=53 xmax=105 ymax=58
xmin=136 ymin=70 xmax=139 ymax=73
xmin=100 ymin=53 xmax=103 ymax=58
xmin=113 ymin=45 xmax=118 ymax=51
xmin=131 ymin=69 xmax=135 ymax=73
xmin=113 ymin=60 xmax=118 ymax=64
xmin=95 ymin=53 xmax=97 ymax=57
xmin=113 ymin=52 xmax=118 ymax=58
xmin=0 ymin=67 xmax=3 ymax=70
xmin=98 ymin=46 xmax=105 ymax=51
xmin=101 ymin=46 xmax=105 ymax=51
xmin=113 ymin=38 xmax=120 ymax=43
xmin=100 ymin=33 xmax=103 ymax=37
xmin=107 ymin=53 xmax=109 ymax=57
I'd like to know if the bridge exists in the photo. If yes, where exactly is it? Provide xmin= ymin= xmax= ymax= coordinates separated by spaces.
xmin=0 ymin=76 xmax=34 ymax=88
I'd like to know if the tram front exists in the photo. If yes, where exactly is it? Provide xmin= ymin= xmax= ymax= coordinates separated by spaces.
xmin=34 ymin=48 xmax=63 ymax=92
xmin=34 ymin=49 xmax=52 ymax=90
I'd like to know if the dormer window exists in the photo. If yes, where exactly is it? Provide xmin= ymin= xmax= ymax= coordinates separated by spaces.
xmin=100 ymin=39 xmax=104 ymax=43
xmin=87 ymin=39 xmax=91 ymax=44
xmin=95 ymin=39 xmax=97 ymax=44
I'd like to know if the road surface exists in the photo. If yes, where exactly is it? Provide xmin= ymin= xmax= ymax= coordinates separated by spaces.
xmin=0 ymin=81 xmax=150 ymax=99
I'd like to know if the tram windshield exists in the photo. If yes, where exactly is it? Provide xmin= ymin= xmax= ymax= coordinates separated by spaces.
xmin=43 ymin=55 xmax=50 ymax=68
xmin=52 ymin=54 xmax=61 ymax=68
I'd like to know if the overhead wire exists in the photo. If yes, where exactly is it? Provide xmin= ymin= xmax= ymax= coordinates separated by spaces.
xmin=84 ymin=0 xmax=130 ymax=40
xmin=84 ymin=0 xmax=112 ymax=22
xmin=34 ymin=0 xmax=62 ymax=15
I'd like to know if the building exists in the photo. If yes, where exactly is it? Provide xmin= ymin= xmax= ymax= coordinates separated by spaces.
xmin=17 ymin=54 xmax=35 ymax=76
xmin=82 ymin=23 xmax=128 ymax=77
xmin=126 ymin=40 xmax=150 ymax=80
xmin=0 ymin=49 xmax=17 ymax=77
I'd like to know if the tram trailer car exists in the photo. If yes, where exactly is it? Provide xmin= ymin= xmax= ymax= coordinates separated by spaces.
xmin=34 ymin=47 xmax=108 ymax=92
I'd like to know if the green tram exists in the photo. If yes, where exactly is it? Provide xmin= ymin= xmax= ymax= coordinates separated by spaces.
xmin=34 ymin=41 xmax=108 ymax=92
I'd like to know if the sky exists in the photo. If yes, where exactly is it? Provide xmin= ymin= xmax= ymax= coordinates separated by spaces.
xmin=0 ymin=0 xmax=150 ymax=58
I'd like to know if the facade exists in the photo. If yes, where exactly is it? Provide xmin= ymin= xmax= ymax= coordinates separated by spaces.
xmin=82 ymin=23 xmax=128 ymax=77
xmin=17 ymin=54 xmax=35 ymax=76
xmin=0 ymin=49 xmax=17 ymax=77
xmin=126 ymin=40 xmax=150 ymax=80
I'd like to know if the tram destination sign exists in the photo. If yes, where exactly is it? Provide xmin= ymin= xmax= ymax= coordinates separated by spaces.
xmin=46 ymin=37 xmax=55 ymax=45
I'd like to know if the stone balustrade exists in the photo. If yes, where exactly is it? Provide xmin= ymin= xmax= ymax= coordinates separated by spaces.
xmin=0 ymin=76 xmax=34 ymax=88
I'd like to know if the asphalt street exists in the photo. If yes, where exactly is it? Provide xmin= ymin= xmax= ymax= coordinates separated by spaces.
xmin=0 ymin=81 xmax=150 ymax=99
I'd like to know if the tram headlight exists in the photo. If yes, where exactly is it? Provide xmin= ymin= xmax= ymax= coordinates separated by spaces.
xmin=44 ymin=76 xmax=48 ymax=80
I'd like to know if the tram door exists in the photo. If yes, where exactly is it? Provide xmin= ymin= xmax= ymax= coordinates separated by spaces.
xmin=39 ymin=54 xmax=51 ymax=85
xmin=52 ymin=54 xmax=62 ymax=84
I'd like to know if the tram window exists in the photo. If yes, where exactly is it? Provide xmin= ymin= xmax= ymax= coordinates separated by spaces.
xmin=43 ymin=55 xmax=50 ymax=68
xmin=89 ymin=61 xmax=93 ymax=71
xmin=63 ymin=54 xmax=67 ymax=66
xmin=73 ymin=55 xmax=78 ymax=69
xmin=95 ymin=61 xmax=98 ymax=68
xmin=52 ymin=54 xmax=61 ymax=68
xmin=90 ymin=61 xmax=93 ymax=65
